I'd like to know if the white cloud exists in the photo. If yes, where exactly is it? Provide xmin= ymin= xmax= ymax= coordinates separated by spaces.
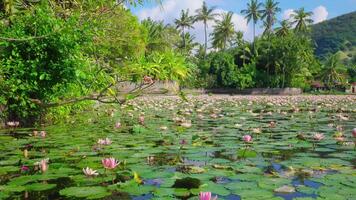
xmin=282 ymin=9 xmax=294 ymax=22
xmin=282 ymin=6 xmax=328 ymax=26
xmin=312 ymin=6 xmax=328 ymax=23
xmin=137 ymin=0 xmax=251 ymax=45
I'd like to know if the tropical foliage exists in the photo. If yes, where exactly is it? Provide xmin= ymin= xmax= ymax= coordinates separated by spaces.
xmin=0 ymin=0 xmax=190 ymax=124
xmin=0 ymin=0 xmax=355 ymax=124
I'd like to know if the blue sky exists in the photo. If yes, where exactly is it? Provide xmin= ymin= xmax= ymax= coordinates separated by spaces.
xmin=130 ymin=0 xmax=356 ymax=42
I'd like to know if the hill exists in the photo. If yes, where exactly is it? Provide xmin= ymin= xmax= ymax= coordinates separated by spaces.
xmin=311 ymin=11 xmax=356 ymax=59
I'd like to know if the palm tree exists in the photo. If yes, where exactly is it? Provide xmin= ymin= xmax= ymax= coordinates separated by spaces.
xmin=177 ymin=32 xmax=198 ymax=55
xmin=260 ymin=0 xmax=281 ymax=34
xmin=195 ymin=1 xmax=218 ymax=55
xmin=174 ymin=9 xmax=195 ymax=50
xmin=320 ymin=53 xmax=347 ymax=89
xmin=241 ymin=0 xmax=262 ymax=42
xmin=211 ymin=12 xmax=235 ymax=50
xmin=231 ymin=31 xmax=245 ymax=47
xmin=275 ymin=20 xmax=291 ymax=37
xmin=291 ymin=8 xmax=313 ymax=33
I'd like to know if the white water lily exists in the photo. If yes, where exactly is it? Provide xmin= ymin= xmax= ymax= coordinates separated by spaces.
xmin=180 ymin=121 xmax=192 ymax=128
xmin=83 ymin=167 xmax=99 ymax=177
xmin=252 ymin=128 xmax=262 ymax=134
xmin=97 ymin=138 xmax=112 ymax=145
xmin=234 ymin=123 xmax=242 ymax=128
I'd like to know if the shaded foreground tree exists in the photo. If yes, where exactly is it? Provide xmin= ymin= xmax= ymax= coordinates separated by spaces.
xmin=0 ymin=1 xmax=189 ymax=125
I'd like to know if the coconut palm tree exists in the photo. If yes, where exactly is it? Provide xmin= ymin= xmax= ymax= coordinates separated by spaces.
xmin=174 ymin=9 xmax=195 ymax=50
xmin=291 ymin=8 xmax=313 ymax=33
xmin=241 ymin=0 xmax=262 ymax=42
xmin=275 ymin=20 xmax=291 ymax=37
xmin=211 ymin=12 xmax=235 ymax=50
xmin=320 ymin=53 xmax=348 ymax=89
xmin=176 ymin=32 xmax=198 ymax=55
xmin=195 ymin=1 xmax=218 ymax=55
xmin=260 ymin=0 xmax=281 ymax=34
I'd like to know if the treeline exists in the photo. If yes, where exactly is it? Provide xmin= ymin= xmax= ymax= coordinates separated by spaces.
xmin=171 ymin=0 xmax=355 ymax=89
xmin=0 ymin=0 xmax=355 ymax=125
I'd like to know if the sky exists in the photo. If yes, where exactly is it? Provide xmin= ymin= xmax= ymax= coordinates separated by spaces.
xmin=130 ymin=0 xmax=356 ymax=44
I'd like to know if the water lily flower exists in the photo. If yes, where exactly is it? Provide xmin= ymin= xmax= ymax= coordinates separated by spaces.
xmin=313 ymin=133 xmax=324 ymax=141
xmin=33 ymin=130 xmax=38 ymax=137
xmin=115 ymin=122 xmax=121 ymax=129
xmin=243 ymin=135 xmax=252 ymax=143
xmin=40 ymin=131 xmax=46 ymax=138
xmin=352 ymin=128 xmax=356 ymax=138
xmin=336 ymin=125 xmax=343 ymax=132
xmin=252 ymin=128 xmax=261 ymax=134
xmin=199 ymin=192 xmax=217 ymax=200
xmin=97 ymin=138 xmax=112 ymax=145
xmin=160 ymin=126 xmax=168 ymax=131
xmin=234 ymin=123 xmax=242 ymax=128
xmin=21 ymin=165 xmax=29 ymax=172
xmin=7 ymin=121 xmax=19 ymax=128
xmin=269 ymin=121 xmax=276 ymax=128
xmin=35 ymin=159 xmax=49 ymax=173
xmin=23 ymin=149 xmax=28 ymax=158
xmin=83 ymin=167 xmax=99 ymax=177
xmin=102 ymin=157 xmax=120 ymax=169
xmin=335 ymin=136 xmax=345 ymax=143
xmin=180 ymin=121 xmax=192 ymax=128
xmin=139 ymin=116 xmax=145 ymax=125
xmin=180 ymin=139 xmax=187 ymax=145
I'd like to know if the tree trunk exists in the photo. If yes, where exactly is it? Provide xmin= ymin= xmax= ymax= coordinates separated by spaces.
xmin=182 ymin=27 xmax=186 ymax=51
xmin=204 ymin=21 xmax=208 ymax=56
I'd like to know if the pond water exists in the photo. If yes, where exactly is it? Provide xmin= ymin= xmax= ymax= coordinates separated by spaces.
xmin=0 ymin=95 xmax=355 ymax=200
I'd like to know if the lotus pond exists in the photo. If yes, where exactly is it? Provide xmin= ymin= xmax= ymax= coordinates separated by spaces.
xmin=0 ymin=95 xmax=356 ymax=200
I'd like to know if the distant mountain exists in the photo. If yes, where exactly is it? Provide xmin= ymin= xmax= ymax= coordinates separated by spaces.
xmin=311 ymin=11 xmax=356 ymax=59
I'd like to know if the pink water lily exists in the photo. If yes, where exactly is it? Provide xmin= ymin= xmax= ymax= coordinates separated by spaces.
xmin=269 ymin=121 xmax=276 ymax=128
xmin=97 ymin=138 xmax=112 ymax=145
xmin=352 ymin=128 xmax=356 ymax=138
xmin=7 ymin=121 xmax=19 ymax=128
xmin=36 ymin=159 xmax=49 ymax=173
xmin=102 ymin=157 xmax=120 ymax=169
xmin=115 ymin=122 xmax=121 ymax=129
xmin=199 ymin=192 xmax=217 ymax=200
xmin=243 ymin=135 xmax=252 ymax=143
xmin=139 ymin=116 xmax=145 ymax=125
xmin=21 ymin=165 xmax=29 ymax=172
xmin=313 ymin=133 xmax=324 ymax=141
xmin=40 ymin=131 xmax=46 ymax=138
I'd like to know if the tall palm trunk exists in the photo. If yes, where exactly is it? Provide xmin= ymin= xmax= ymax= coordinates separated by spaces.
xmin=253 ymin=22 xmax=256 ymax=42
xmin=182 ymin=27 xmax=186 ymax=51
xmin=204 ymin=21 xmax=208 ymax=55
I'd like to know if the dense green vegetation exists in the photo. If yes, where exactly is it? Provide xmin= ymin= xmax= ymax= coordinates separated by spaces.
xmin=0 ymin=0 xmax=355 ymax=125
xmin=0 ymin=0 xmax=188 ymax=124
xmin=311 ymin=11 xmax=356 ymax=59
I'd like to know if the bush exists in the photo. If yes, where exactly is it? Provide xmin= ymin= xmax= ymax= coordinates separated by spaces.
xmin=0 ymin=6 xmax=92 ymax=124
